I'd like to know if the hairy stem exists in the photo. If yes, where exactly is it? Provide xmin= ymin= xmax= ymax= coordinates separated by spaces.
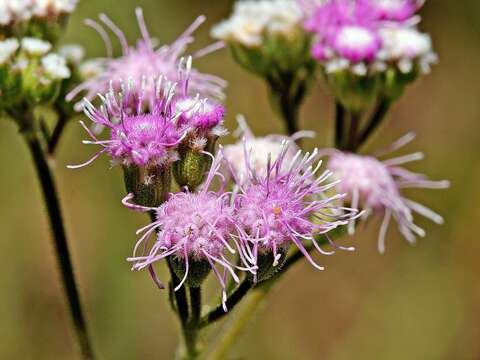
xmin=24 ymin=131 xmax=95 ymax=360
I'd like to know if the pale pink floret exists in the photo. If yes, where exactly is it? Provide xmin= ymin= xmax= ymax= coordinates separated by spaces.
xmin=126 ymin=155 xmax=255 ymax=310
xmin=227 ymin=141 xmax=362 ymax=277
xmin=304 ymin=0 xmax=382 ymax=63
xmin=67 ymin=8 xmax=227 ymax=109
xmin=327 ymin=133 xmax=449 ymax=253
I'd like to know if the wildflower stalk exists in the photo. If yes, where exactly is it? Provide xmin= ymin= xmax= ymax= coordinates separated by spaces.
xmin=335 ymin=101 xmax=346 ymax=148
xmin=48 ymin=108 xmax=70 ymax=154
xmin=21 ymin=119 xmax=95 ymax=360
xmin=346 ymin=111 xmax=362 ymax=151
xmin=355 ymin=97 xmax=391 ymax=151
xmin=267 ymin=72 xmax=310 ymax=137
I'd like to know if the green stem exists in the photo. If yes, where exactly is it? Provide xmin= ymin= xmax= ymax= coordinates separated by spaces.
xmin=23 ymin=131 xmax=95 ymax=360
xmin=355 ymin=98 xmax=391 ymax=151
xmin=183 ymin=286 xmax=202 ymax=359
xmin=346 ymin=111 xmax=362 ymax=152
xmin=189 ymin=286 xmax=201 ymax=326
xmin=267 ymin=73 xmax=306 ymax=138
xmin=167 ymin=260 xmax=190 ymax=325
xmin=48 ymin=109 xmax=69 ymax=155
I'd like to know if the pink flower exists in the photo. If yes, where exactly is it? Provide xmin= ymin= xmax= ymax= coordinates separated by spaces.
xmin=67 ymin=8 xmax=227 ymax=110
xmin=126 ymin=155 xmax=254 ymax=310
xmin=327 ymin=133 xmax=449 ymax=253
xmin=68 ymin=77 xmax=185 ymax=169
xmin=228 ymin=141 xmax=361 ymax=277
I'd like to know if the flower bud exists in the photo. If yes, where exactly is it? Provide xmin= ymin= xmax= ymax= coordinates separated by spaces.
xmin=123 ymin=164 xmax=172 ymax=208
xmin=168 ymin=256 xmax=211 ymax=288
xmin=173 ymin=138 xmax=216 ymax=191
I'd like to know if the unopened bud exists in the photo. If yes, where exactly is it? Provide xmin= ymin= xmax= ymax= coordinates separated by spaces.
xmin=123 ymin=163 xmax=172 ymax=207
xmin=173 ymin=138 xmax=216 ymax=191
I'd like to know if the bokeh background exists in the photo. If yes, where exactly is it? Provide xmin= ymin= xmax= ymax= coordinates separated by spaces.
xmin=1 ymin=0 xmax=479 ymax=359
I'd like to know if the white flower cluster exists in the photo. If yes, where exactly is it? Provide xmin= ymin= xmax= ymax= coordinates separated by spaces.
xmin=0 ymin=0 xmax=77 ymax=25
xmin=31 ymin=0 xmax=78 ymax=17
xmin=211 ymin=0 xmax=303 ymax=47
xmin=21 ymin=37 xmax=51 ymax=55
xmin=0 ymin=38 xmax=19 ymax=64
xmin=41 ymin=53 xmax=70 ymax=79
xmin=377 ymin=27 xmax=438 ymax=74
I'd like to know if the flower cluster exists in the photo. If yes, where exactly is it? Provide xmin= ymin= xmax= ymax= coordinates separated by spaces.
xmin=212 ymin=0 xmax=304 ymax=48
xmin=327 ymin=132 xmax=449 ymax=253
xmin=211 ymin=0 xmax=315 ymax=85
xmin=0 ymin=0 xmax=78 ymax=25
xmin=69 ymin=57 xmax=227 ymax=205
xmin=0 ymin=0 xmax=78 ymax=42
xmin=126 ymin=143 xmax=360 ymax=306
xmin=229 ymin=142 xmax=360 ymax=281
xmin=304 ymin=0 xmax=434 ymax=74
xmin=0 ymin=36 xmax=72 ymax=109
xmin=67 ymin=8 xmax=227 ymax=111
xmin=303 ymin=0 xmax=436 ymax=110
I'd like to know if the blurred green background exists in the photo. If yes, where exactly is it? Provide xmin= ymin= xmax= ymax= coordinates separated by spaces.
xmin=1 ymin=0 xmax=479 ymax=359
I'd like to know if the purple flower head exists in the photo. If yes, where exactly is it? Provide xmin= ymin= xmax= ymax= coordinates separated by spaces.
xmin=304 ymin=0 xmax=382 ymax=63
xmin=68 ymin=76 xmax=186 ymax=169
xmin=227 ymin=141 xmax=361 ymax=276
xmin=175 ymin=96 xmax=227 ymax=142
xmin=126 ymin=155 xmax=254 ymax=310
xmin=327 ymin=133 xmax=449 ymax=253
xmin=66 ymin=7 xmax=227 ymax=110
xmin=365 ymin=0 xmax=424 ymax=22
